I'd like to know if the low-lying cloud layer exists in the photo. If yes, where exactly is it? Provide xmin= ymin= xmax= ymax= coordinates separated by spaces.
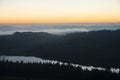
xmin=0 ymin=56 xmax=119 ymax=74
xmin=0 ymin=23 xmax=120 ymax=35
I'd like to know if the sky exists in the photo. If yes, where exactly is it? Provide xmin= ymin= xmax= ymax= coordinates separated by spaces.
xmin=0 ymin=0 xmax=120 ymax=24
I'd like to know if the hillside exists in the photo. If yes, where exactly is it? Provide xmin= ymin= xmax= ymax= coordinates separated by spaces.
xmin=0 ymin=30 xmax=120 ymax=68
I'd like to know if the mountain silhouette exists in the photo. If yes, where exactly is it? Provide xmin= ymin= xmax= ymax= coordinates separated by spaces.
xmin=0 ymin=30 xmax=120 ymax=68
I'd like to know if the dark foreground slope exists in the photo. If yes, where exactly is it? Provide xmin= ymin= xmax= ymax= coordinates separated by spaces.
xmin=0 ymin=30 xmax=120 ymax=67
xmin=0 ymin=61 xmax=120 ymax=80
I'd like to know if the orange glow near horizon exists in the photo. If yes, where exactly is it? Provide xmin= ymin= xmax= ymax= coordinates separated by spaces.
xmin=0 ymin=17 xmax=120 ymax=24
xmin=0 ymin=0 xmax=120 ymax=24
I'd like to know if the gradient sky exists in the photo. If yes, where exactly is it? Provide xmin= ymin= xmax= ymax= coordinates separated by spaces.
xmin=0 ymin=0 xmax=120 ymax=24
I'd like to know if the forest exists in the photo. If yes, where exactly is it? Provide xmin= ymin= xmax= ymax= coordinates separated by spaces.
xmin=0 ymin=30 xmax=120 ymax=80
xmin=0 ymin=60 xmax=120 ymax=80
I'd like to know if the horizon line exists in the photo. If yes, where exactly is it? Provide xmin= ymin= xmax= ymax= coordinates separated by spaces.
xmin=0 ymin=22 xmax=120 ymax=25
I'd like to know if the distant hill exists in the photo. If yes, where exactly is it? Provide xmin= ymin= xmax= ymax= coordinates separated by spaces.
xmin=0 ymin=30 xmax=120 ymax=68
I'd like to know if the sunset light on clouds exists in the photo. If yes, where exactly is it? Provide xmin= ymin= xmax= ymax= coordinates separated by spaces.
xmin=0 ymin=0 xmax=120 ymax=24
